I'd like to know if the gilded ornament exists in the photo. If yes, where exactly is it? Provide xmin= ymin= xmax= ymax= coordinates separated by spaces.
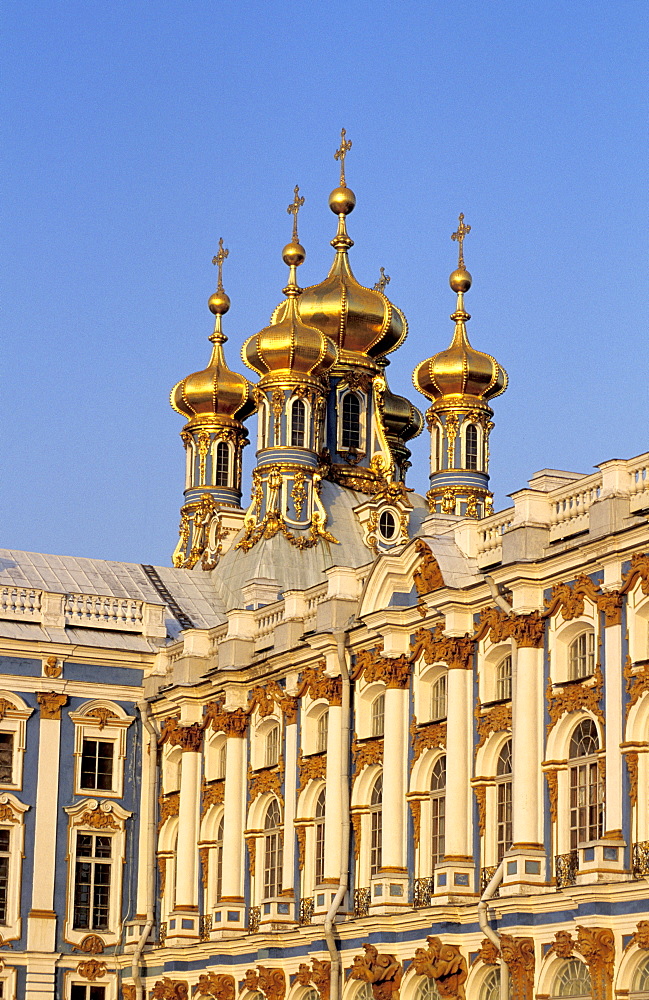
xmin=296 ymin=825 xmax=306 ymax=870
xmin=76 ymin=959 xmax=106 ymax=981
xmin=352 ymin=812 xmax=362 ymax=860
xmin=257 ymin=966 xmax=286 ymax=1000
xmin=310 ymin=958 xmax=332 ymax=1000
xmin=409 ymin=799 xmax=422 ymax=849
xmin=451 ymin=214 xmax=471 ymax=272
xmin=298 ymin=750 xmax=327 ymax=793
xmin=350 ymin=944 xmax=402 ymax=1000
xmin=204 ymin=700 xmax=250 ymax=738
xmin=625 ymin=655 xmax=649 ymax=718
xmin=476 ymin=939 xmax=499 ymax=966
xmin=475 ymin=700 xmax=512 ymax=750
xmin=633 ymin=920 xmax=649 ymax=950
xmin=86 ymin=707 xmax=117 ymax=730
xmin=373 ymin=267 xmax=391 ymax=294
xmin=157 ymin=856 xmax=167 ymax=898
xmin=158 ymin=792 xmax=180 ymax=829
xmin=351 ymin=734 xmax=383 ymax=778
xmin=249 ymin=766 xmax=283 ymax=801
xmin=354 ymin=647 xmax=411 ymax=688
xmin=410 ymin=718 xmax=446 ymax=763
xmin=0 ymin=804 xmax=17 ymax=824
xmin=546 ymin=666 xmax=604 ymax=735
xmin=76 ymin=934 xmax=105 ymax=954
xmin=334 ymin=127 xmax=353 ymax=188
xmin=202 ymin=778 xmax=225 ymax=816
xmin=44 ymin=655 xmax=62 ymax=678
xmin=291 ymin=470 xmax=307 ymax=519
xmin=410 ymin=626 xmax=475 ymax=671
xmin=499 ymin=936 xmax=534 ymax=1000
xmin=550 ymin=930 xmax=575 ymax=959
xmin=0 ymin=700 xmax=14 ymax=722
xmin=79 ymin=805 xmax=119 ymax=830
xmin=296 ymin=660 xmax=342 ymax=706
xmin=413 ymin=540 xmax=444 ymax=595
xmin=243 ymin=971 xmax=260 ymax=993
xmin=474 ymin=606 xmax=545 ymax=648
xmin=123 ymin=986 xmax=136 ymax=1000
xmin=474 ymin=785 xmax=487 ymax=836
xmin=199 ymin=846 xmax=209 ymax=891
xmin=621 ymin=551 xmax=649 ymax=596
xmin=37 ymin=691 xmax=67 ymax=720
xmin=575 ymin=926 xmax=615 ymax=1000
xmin=151 ymin=977 xmax=189 ymax=1000
xmin=545 ymin=769 xmax=559 ymax=823
xmin=195 ymin=974 xmax=236 ymax=1000
xmin=544 ymin=575 xmax=602 ymax=621
xmin=412 ymin=936 xmax=467 ymax=1000
xmin=246 ymin=837 xmax=257 ymax=880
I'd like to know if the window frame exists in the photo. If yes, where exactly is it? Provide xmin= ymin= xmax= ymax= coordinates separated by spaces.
xmin=464 ymin=422 xmax=479 ymax=471
xmin=64 ymin=973 xmax=115 ymax=1000
xmin=71 ymin=702 xmax=134 ymax=800
xmin=430 ymin=755 xmax=446 ymax=869
xmin=370 ymin=694 xmax=385 ymax=738
xmin=369 ymin=774 xmax=383 ymax=878
xmin=262 ymin=798 xmax=283 ymax=899
xmin=214 ymin=440 xmax=231 ymax=488
xmin=0 ymin=692 xmax=32 ymax=791
xmin=568 ymin=719 xmax=603 ymax=849
xmin=495 ymin=739 xmax=513 ymax=863
xmin=337 ymin=389 xmax=366 ymax=455
xmin=569 ymin=630 xmax=595 ymax=681
xmin=290 ymin=397 xmax=308 ymax=449
xmin=0 ymin=794 xmax=28 ymax=943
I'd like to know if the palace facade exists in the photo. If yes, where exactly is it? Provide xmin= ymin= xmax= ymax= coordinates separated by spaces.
xmin=1 ymin=134 xmax=648 ymax=1000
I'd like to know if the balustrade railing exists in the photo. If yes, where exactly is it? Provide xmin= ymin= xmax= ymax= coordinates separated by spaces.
xmin=477 ymin=510 xmax=514 ymax=565
xmin=633 ymin=841 xmax=649 ymax=878
xmin=65 ymin=592 xmax=143 ymax=630
xmin=158 ymin=922 xmax=167 ymax=945
xmin=413 ymin=876 xmax=434 ymax=908
xmin=299 ymin=897 xmax=314 ymax=925
xmin=353 ymin=887 xmax=371 ymax=918
xmin=0 ymin=586 xmax=42 ymax=619
xmin=555 ymin=850 xmax=579 ymax=888
xmin=199 ymin=914 xmax=212 ymax=940
xmin=248 ymin=905 xmax=261 ymax=933
xmin=549 ymin=478 xmax=601 ymax=542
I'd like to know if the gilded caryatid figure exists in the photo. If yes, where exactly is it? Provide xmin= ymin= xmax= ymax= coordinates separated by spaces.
xmin=170 ymin=242 xmax=255 ymax=568
xmin=413 ymin=215 xmax=507 ymax=519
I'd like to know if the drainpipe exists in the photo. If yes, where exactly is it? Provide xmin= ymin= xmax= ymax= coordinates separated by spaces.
xmin=481 ymin=575 xmax=515 ymax=1000
xmin=325 ymin=629 xmax=351 ymax=1000
xmin=132 ymin=700 xmax=159 ymax=1000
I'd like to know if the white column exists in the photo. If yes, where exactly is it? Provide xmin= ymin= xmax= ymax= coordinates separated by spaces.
xmin=324 ymin=705 xmax=342 ymax=881
xmin=282 ymin=718 xmax=298 ymax=893
xmin=381 ymin=686 xmax=408 ymax=871
xmin=174 ymin=737 xmax=201 ymax=911
xmin=221 ymin=729 xmax=247 ymax=901
xmin=444 ymin=667 xmax=472 ymax=859
xmin=604 ymin=619 xmax=623 ymax=836
xmin=28 ymin=693 xmax=66 ymax=956
xmin=512 ymin=645 xmax=544 ymax=847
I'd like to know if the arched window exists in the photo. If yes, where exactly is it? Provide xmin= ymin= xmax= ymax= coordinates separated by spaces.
xmin=215 ymin=441 xmax=229 ymax=487
xmin=430 ymin=675 xmax=447 ymax=721
xmin=632 ymin=955 xmax=649 ymax=996
xmin=342 ymin=393 xmax=361 ymax=450
xmin=496 ymin=656 xmax=512 ymax=701
xmin=214 ymin=815 xmax=224 ymax=902
xmin=430 ymin=755 xmax=446 ymax=867
xmin=465 ymin=423 xmax=478 ymax=470
xmin=265 ymin=725 xmax=280 ymax=768
xmin=216 ymin=743 xmax=227 ymax=780
xmin=259 ymin=401 xmax=269 ymax=450
xmin=415 ymin=978 xmax=441 ymax=1000
xmin=370 ymin=774 xmax=382 ymax=877
xmin=291 ymin=398 xmax=306 ymax=448
xmin=314 ymin=788 xmax=326 ymax=886
xmin=569 ymin=718 xmax=603 ymax=848
xmin=480 ymin=968 xmax=501 ymax=1000
xmin=552 ymin=959 xmax=592 ymax=998
xmin=263 ymin=799 xmax=282 ymax=898
xmin=371 ymin=694 xmax=385 ymax=737
xmin=496 ymin=739 xmax=513 ymax=862
xmin=569 ymin=631 xmax=595 ymax=680
xmin=317 ymin=711 xmax=328 ymax=753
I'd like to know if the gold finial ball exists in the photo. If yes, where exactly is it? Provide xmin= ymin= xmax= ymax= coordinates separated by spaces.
xmin=208 ymin=290 xmax=231 ymax=315
xmin=449 ymin=268 xmax=472 ymax=293
xmin=282 ymin=241 xmax=306 ymax=267
xmin=329 ymin=186 xmax=356 ymax=215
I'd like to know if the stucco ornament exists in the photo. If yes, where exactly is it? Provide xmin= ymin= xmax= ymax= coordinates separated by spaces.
xmin=634 ymin=920 xmax=649 ymax=950
xmin=499 ymin=935 xmax=534 ymax=1000
xmin=575 ymin=926 xmax=615 ymax=1000
xmin=296 ymin=959 xmax=331 ymax=1000
xmin=76 ymin=959 xmax=107 ymax=981
xmin=257 ymin=966 xmax=286 ymax=1000
xmin=412 ymin=540 xmax=444 ymax=595
xmin=412 ymin=936 xmax=467 ymax=999
xmin=151 ymin=978 xmax=189 ymax=1000
xmin=194 ymin=973 xmax=236 ymax=999
xmin=350 ymin=944 xmax=403 ymax=1000
xmin=550 ymin=930 xmax=575 ymax=959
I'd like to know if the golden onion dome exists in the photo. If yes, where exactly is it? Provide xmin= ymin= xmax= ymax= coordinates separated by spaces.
xmin=242 ymin=195 xmax=338 ymax=380
xmin=296 ymin=185 xmax=407 ymax=360
xmin=171 ymin=247 xmax=255 ymax=422
xmin=382 ymin=384 xmax=424 ymax=442
xmin=413 ymin=268 xmax=507 ymax=405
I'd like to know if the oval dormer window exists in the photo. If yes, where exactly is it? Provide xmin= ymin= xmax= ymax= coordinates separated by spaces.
xmin=379 ymin=510 xmax=397 ymax=540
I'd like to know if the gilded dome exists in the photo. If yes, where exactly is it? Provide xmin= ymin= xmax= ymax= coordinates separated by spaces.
xmin=382 ymin=384 xmax=424 ymax=442
xmin=243 ymin=294 xmax=337 ymax=380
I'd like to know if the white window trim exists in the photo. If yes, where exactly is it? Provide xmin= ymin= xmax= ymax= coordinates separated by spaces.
xmin=0 ymin=964 xmax=17 ymax=1000
xmin=0 ymin=793 xmax=29 ymax=943
xmin=70 ymin=701 xmax=134 ymax=800
xmin=212 ymin=439 xmax=233 ymax=488
xmin=0 ymin=692 xmax=33 ymax=792
xmin=289 ymin=395 xmax=311 ymax=450
xmin=252 ymin=716 xmax=282 ymax=771
xmin=336 ymin=388 xmax=367 ymax=456
xmin=63 ymin=798 xmax=131 ymax=947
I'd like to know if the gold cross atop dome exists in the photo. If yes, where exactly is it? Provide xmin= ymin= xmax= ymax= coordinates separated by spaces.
xmin=212 ymin=238 xmax=229 ymax=292
xmin=334 ymin=128 xmax=353 ymax=187
xmin=373 ymin=267 xmax=391 ymax=293
xmin=451 ymin=213 xmax=471 ymax=270
xmin=287 ymin=185 xmax=305 ymax=244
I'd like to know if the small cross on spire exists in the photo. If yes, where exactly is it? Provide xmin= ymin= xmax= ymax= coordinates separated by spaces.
xmin=287 ymin=185 xmax=305 ymax=244
xmin=451 ymin=213 xmax=471 ymax=269
xmin=334 ymin=128 xmax=353 ymax=187
xmin=373 ymin=266 xmax=391 ymax=293
xmin=211 ymin=238 xmax=229 ymax=291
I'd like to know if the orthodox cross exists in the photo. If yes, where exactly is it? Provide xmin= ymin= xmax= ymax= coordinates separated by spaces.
xmin=451 ymin=213 xmax=471 ymax=269
xmin=373 ymin=266 xmax=391 ymax=293
xmin=334 ymin=127 xmax=352 ymax=187
xmin=212 ymin=238 xmax=229 ymax=291
xmin=287 ymin=185 xmax=305 ymax=243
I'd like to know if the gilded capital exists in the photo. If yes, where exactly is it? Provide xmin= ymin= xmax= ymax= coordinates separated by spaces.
xmin=37 ymin=691 xmax=67 ymax=720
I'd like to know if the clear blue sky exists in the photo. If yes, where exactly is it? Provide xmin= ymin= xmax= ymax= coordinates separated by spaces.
xmin=2 ymin=1 xmax=647 ymax=567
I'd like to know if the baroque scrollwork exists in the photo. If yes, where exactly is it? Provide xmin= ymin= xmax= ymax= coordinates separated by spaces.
xmin=500 ymin=935 xmax=534 ymax=1000
xmin=354 ymin=647 xmax=411 ymax=689
xmin=194 ymin=973 xmax=236 ymax=999
xmin=412 ymin=936 xmax=467 ymax=1000
xmin=412 ymin=539 xmax=444 ymax=596
xmin=546 ymin=666 xmax=605 ymax=735
xmin=410 ymin=717 xmax=446 ymax=764
xmin=204 ymin=700 xmax=249 ymax=738
xmin=410 ymin=626 xmax=475 ymax=671
xmin=298 ymin=750 xmax=326 ymax=793
xmin=37 ymin=691 xmax=67 ymax=720
xmin=475 ymin=701 xmax=512 ymax=750
xmin=257 ymin=965 xmax=286 ymax=1000
xmin=296 ymin=660 xmax=342 ymax=706
xmin=352 ymin=734 xmax=383 ymax=778
xmin=349 ymin=944 xmax=403 ymax=1000
xmin=151 ymin=978 xmax=189 ymax=1000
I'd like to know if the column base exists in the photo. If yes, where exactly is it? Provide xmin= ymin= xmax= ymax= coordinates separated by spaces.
xmin=258 ymin=894 xmax=297 ymax=929
xmin=165 ymin=908 xmax=200 ymax=944
xmin=369 ymin=872 xmax=410 ymax=914
xmin=211 ymin=900 xmax=247 ymax=935
xmin=432 ymin=859 xmax=477 ymax=897
xmin=499 ymin=847 xmax=552 ymax=896
xmin=575 ymin=839 xmax=628 ymax=884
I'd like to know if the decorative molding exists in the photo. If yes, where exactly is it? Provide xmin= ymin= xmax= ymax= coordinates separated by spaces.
xmin=195 ymin=973 xmax=236 ymax=1000
xmin=296 ymin=825 xmax=306 ymax=869
xmin=74 ymin=934 xmax=105 ymax=954
xmin=544 ymin=575 xmax=603 ymax=620
xmin=352 ymin=735 xmax=383 ymax=778
xmin=500 ymin=936 xmax=534 ymax=1000
xmin=474 ymin=606 xmax=545 ymax=648
xmin=257 ymin=966 xmax=286 ymax=1000
xmin=474 ymin=785 xmax=487 ymax=836
xmin=296 ymin=959 xmax=331 ymax=1000
xmin=626 ymin=753 xmax=639 ymax=806
xmin=633 ymin=920 xmax=649 ymax=950
xmin=249 ymin=682 xmax=298 ymax=725
xmin=76 ymin=959 xmax=107 ymax=981
xmin=354 ymin=648 xmax=411 ymax=689
xmin=246 ymin=837 xmax=256 ymax=880
xmin=413 ymin=540 xmax=444 ymax=596
xmin=37 ymin=691 xmax=67 ymax=720
xmin=412 ymin=936 xmax=467 ymax=1000
xmin=86 ymin=707 xmax=118 ymax=730
xmin=298 ymin=750 xmax=326 ymax=793
xmin=576 ymin=926 xmax=615 ymax=1000
xmin=351 ymin=812 xmax=362 ymax=861
xmin=545 ymin=770 xmax=559 ymax=823
xmin=204 ymin=701 xmax=249 ymax=738
xmin=409 ymin=799 xmax=422 ymax=849
xmin=625 ymin=655 xmax=649 ymax=718
xmin=410 ymin=717 xmax=446 ymax=763
xmin=202 ymin=779 xmax=225 ymax=816
xmin=199 ymin=847 xmax=209 ymax=891
xmin=546 ymin=666 xmax=605 ymax=735
xmin=296 ymin=661 xmax=342 ymax=706
xmin=410 ymin=627 xmax=475 ymax=671
xmin=475 ymin=701 xmax=512 ymax=750
xmin=248 ymin=764 xmax=283 ymax=801
xmin=159 ymin=792 xmax=180 ymax=829
xmin=43 ymin=655 xmax=62 ymax=678
xmin=78 ymin=805 xmax=119 ymax=830
xmin=242 ymin=971 xmax=260 ymax=993
xmin=621 ymin=552 xmax=649 ymax=596
xmin=350 ymin=944 xmax=403 ymax=1000
xmin=475 ymin=939 xmax=499 ymax=966
xmin=151 ymin=978 xmax=189 ymax=1000
xmin=157 ymin=857 xmax=167 ymax=899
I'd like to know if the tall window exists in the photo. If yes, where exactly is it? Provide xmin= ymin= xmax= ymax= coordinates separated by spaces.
xmin=496 ymin=656 xmax=512 ymax=701
xmin=314 ymin=788 xmax=326 ymax=886
xmin=370 ymin=774 xmax=383 ymax=877
xmin=569 ymin=631 xmax=595 ymax=680
xmin=214 ymin=815 xmax=224 ymax=902
xmin=263 ymin=800 xmax=282 ymax=898
xmin=217 ymin=743 xmax=227 ymax=780
xmin=71 ymin=987 xmax=106 ymax=1000
xmin=0 ymin=829 xmax=9 ymax=925
xmin=430 ymin=756 xmax=446 ymax=867
xmin=0 ymin=735 xmax=13 ymax=784
xmin=265 ymin=725 xmax=280 ymax=767
xmin=259 ymin=401 xmax=269 ymax=450
xmin=465 ymin=423 xmax=478 ymax=470
xmin=430 ymin=675 xmax=447 ymax=721
xmin=632 ymin=955 xmax=649 ymax=995
xmin=73 ymin=833 xmax=112 ymax=930
xmin=317 ymin=711 xmax=329 ymax=753
xmin=215 ymin=441 xmax=229 ymax=487
xmin=569 ymin=718 xmax=603 ymax=849
xmin=341 ymin=393 xmax=361 ymax=450
xmin=496 ymin=739 xmax=513 ymax=862
xmin=80 ymin=739 xmax=114 ymax=792
xmin=291 ymin=398 xmax=306 ymax=447
xmin=371 ymin=694 xmax=385 ymax=737
xmin=552 ymin=959 xmax=592 ymax=998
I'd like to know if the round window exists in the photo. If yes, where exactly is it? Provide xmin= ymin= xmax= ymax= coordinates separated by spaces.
xmin=379 ymin=510 xmax=397 ymax=540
